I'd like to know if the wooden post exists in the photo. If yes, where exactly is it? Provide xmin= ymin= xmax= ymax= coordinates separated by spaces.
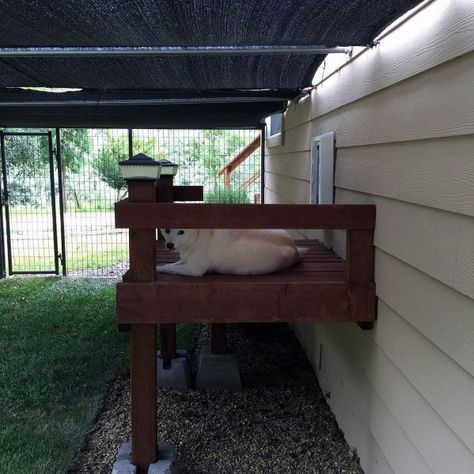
xmin=128 ymin=181 xmax=158 ymax=472
xmin=223 ymin=169 xmax=231 ymax=189
xmin=210 ymin=323 xmax=227 ymax=354
xmin=346 ymin=229 xmax=376 ymax=329
xmin=156 ymin=174 xmax=177 ymax=367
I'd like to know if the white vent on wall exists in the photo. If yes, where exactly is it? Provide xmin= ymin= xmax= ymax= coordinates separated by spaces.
xmin=310 ymin=131 xmax=335 ymax=204
xmin=265 ymin=113 xmax=283 ymax=147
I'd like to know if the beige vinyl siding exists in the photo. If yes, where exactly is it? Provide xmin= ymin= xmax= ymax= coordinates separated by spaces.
xmin=265 ymin=1 xmax=474 ymax=472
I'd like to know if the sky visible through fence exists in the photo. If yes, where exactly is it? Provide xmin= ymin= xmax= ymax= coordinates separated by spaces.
xmin=1 ymin=128 xmax=261 ymax=277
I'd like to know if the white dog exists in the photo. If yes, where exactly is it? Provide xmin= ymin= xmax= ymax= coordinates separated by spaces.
xmin=156 ymin=228 xmax=301 ymax=276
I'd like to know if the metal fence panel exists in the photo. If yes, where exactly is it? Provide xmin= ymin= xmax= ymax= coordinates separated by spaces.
xmin=1 ymin=131 xmax=59 ymax=274
xmin=0 ymin=127 xmax=261 ymax=278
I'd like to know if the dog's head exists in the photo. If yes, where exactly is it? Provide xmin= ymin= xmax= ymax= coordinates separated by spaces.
xmin=160 ymin=228 xmax=199 ymax=252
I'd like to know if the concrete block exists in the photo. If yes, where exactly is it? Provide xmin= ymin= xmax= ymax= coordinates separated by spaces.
xmin=117 ymin=442 xmax=132 ymax=461
xmin=112 ymin=459 xmax=136 ymax=474
xmin=157 ymin=349 xmax=192 ymax=389
xmin=148 ymin=442 xmax=177 ymax=474
xmin=112 ymin=441 xmax=176 ymax=474
xmin=195 ymin=346 xmax=241 ymax=391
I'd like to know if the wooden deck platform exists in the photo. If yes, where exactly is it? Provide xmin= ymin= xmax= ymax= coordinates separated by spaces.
xmin=116 ymin=238 xmax=375 ymax=325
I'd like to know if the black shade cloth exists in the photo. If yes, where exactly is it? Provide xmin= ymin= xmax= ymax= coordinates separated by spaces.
xmin=0 ymin=0 xmax=424 ymax=128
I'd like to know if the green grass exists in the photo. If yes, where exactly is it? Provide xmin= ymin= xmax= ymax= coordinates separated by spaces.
xmin=65 ymin=244 xmax=129 ymax=272
xmin=0 ymin=277 xmax=193 ymax=474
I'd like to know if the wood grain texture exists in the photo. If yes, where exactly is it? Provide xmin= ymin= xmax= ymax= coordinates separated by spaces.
xmin=296 ymin=322 xmax=434 ymax=474
xmin=115 ymin=202 xmax=376 ymax=230
xmin=156 ymin=176 xmax=177 ymax=364
xmin=265 ymin=151 xmax=311 ymax=181
xmin=210 ymin=323 xmax=227 ymax=354
xmin=454 ymin=216 xmax=474 ymax=299
xmin=336 ymin=188 xmax=474 ymax=300
xmin=264 ymin=172 xmax=309 ymax=204
xmin=172 ymin=185 xmax=204 ymax=202
xmin=310 ymin=321 xmax=474 ymax=474
xmin=130 ymin=325 xmax=157 ymax=471
xmin=346 ymin=229 xmax=376 ymax=322
xmin=375 ymin=250 xmax=474 ymax=378
xmin=283 ymin=0 xmax=474 ymax=131
xmin=118 ymin=239 xmax=375 ymax=324
xmin=335 ymin=136 xmax=474 ymax=217
xmin=273 ymin=52 xmax=474 ymax=153
xmin=375 ymin=301 xmax=474 ymax=453
xmin=127 ymin=181 xmax=158 ymax=471
xmin=117 ymin=280 xmax=353 ymax=324
xmin=294 ymin=323 xmax=396 ymax=474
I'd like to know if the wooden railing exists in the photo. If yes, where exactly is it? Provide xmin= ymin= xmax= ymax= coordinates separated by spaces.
xmin=218 ymin=135 xmax=260 ymax=189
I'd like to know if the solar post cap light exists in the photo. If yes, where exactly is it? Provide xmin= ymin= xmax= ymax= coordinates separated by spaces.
xmin=158 ymin=159 xmax=179 ymax=176
xmin=119 ymin=153 xmax=162 ymax=181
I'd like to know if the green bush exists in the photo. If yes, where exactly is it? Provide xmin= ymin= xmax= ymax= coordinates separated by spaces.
xmin=204 ymin=186 xmax=250 ymax=204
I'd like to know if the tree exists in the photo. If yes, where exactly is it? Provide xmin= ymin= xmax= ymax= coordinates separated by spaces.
xmin=187 ymin=130 xmax=247 ymax=185
xmin=3 ymin=128 xmax=91 ymax=208
xmin=93 ymin=134 xmax=163 ymax=201
xmin=56 ymin=129 xmax=91 ymax=209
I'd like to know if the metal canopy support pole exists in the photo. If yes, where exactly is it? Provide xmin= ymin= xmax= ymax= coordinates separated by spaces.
xmin=55 ymin=128 xmax=67 ymax=276
xmin=0 ymin=45 xmax=352 ymax=58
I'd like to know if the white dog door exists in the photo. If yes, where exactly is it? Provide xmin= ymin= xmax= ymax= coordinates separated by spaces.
xmin=310 ymin=131 xmax=335 ymax=204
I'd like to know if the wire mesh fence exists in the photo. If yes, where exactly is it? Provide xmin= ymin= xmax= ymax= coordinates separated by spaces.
xmin=0 ymin=128 xmax=261 ymax=278
xmin=1 ymin=131 xmax=59 ymax=274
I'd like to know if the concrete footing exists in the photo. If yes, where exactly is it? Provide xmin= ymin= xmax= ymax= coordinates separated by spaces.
xmin=195 ymin=346 xmax=241 ymax=391
xmin=157 ymin=349 xmax=192 ymax=390
xmin=112 ymin=441 xmax=176 ymax=474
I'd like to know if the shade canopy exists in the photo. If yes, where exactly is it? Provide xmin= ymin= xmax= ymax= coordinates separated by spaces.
xmin=0 ymin=0 xmax=424 ymax=128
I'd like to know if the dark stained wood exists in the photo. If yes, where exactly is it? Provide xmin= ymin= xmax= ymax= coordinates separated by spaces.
xmin=117 ymin=279 xmax=355 ymax=324
xmin=115 ymin=202 xmax=376 ymax=230
xmin=128 ymin=181 xmax=158 ymax=471
xmin=118 ymin=235 xmax=375 ymax=326
xmin=346 ymin=229 xmax=376 ymax=324
xmin=173 ymin=185 xmax=204 ymax=202
xmin=210 ymin=323 xmax=227 ymax=354
xmin=156 ymin=176 xmax=177 ymax=365
xmin=130 ymin=324 xmax=157 ymax=472
xmin=156 ymin=176 xmax=174 ymax=203
xmin=159 ymin=324 xmax=176 ymax=365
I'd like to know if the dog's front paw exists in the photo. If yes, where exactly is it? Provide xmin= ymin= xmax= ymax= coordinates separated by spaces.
xmin=156 ymin=263 xmax=175 ymax=274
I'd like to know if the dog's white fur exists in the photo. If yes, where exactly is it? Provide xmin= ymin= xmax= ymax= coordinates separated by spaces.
xmin=157 ymin=228 xmax=301 ymax=276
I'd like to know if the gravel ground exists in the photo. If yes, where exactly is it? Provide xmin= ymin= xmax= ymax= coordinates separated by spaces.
xmin=66 ymin=262 xmax=127 ymax=279
xmin=70 ymin=323 xmax=364 ymax=474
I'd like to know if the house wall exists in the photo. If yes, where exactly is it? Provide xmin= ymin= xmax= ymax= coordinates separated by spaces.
xmin=264 ymin=1 xmax=474 ymax=472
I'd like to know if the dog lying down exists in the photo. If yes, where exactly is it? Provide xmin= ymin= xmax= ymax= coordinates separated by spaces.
xmin=157 ymin=228 xmax=302 ymax=277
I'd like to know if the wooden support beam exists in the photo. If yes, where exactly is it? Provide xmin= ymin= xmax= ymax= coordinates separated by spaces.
xmin=116 ymin=203 xmax=376 ymax=230
xmin=346 ymin=228 xmax=376 ymax=326
xmin=210 ymin=323 xmax=227 ymax=354
xmin=224 ymin=169 xmax=231 ymax=190
xmin=240 ymin=171 xmax=260 ymax=190
xmin=172 ymin=185 xmax=204 ymax=202
xmin=117 ymin=280 xmax=354 ymax=324
xmin=219 ymin=136 xmax=260 ymax=176
xmin=156 ymin=176 xmax=177 ymax=367
xmin=130 ymin=324 xmax=157 ymax=472
xmin=128 ymin=181 xmax=158 ymax=472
